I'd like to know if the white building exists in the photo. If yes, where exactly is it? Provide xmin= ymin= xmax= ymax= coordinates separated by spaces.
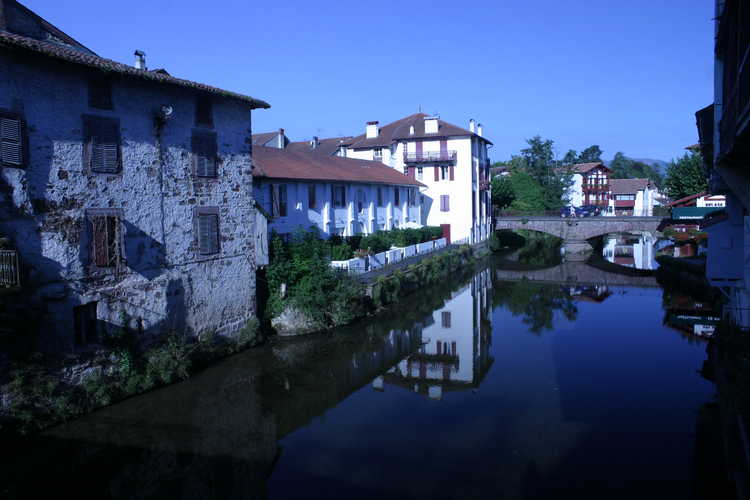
xmin=252 ymin=146 xmax=424 ymax=237
xmin=343 ymin=113 xmax=492 ymax=244
xmin=564 ymin=162 xmax=611 ymax=209
xmin=608 ymin=178 xmax=657 ymax=216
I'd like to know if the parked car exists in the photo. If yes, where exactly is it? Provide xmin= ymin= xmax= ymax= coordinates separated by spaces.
xmin=575 ymin=205 xmax=601 ymax=217
xmin=560 ymin=206 xmax=575 ymax=218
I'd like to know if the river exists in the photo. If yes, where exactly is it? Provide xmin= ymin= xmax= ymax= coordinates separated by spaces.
xmin=0 ymin=246 xmax=720 ymax=500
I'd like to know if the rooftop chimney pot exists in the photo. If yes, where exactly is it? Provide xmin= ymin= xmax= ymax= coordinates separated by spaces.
xmin=134 ymin=50 xmax=147 ymax=70
xmin=469 ymin=119 xmax=476 ymax=133
xmin=477 ymin=123 xmax=483 ymax=137
xmin=366 ymin=121 xmax=379 ymax=139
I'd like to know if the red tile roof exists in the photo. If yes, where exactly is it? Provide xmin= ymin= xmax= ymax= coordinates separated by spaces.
xmin=252 ymin=146 xmax=425 ymax=187
xmin=287 ymin=136 xmax=354 ymax=156
xmin=667 ymin=191 xmax=708 ymax=207
xmin=348 ymin=113 xmax=492 ymax=149
xmin=0 ymin=29 xmax=270 ymax=108
xmin=610 ymin=178 xmax=651 ymax=195
xmin=252 ymin=132 xmax=281 ymax=145
xmin=570 ymin=162 xmax=611 ymax=174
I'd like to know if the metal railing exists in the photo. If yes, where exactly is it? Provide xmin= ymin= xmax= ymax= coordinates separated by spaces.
xmin=403 ymin=151 xmax=457 ymax=163
xmin=0 ymin=250 xmax=20 ymax=288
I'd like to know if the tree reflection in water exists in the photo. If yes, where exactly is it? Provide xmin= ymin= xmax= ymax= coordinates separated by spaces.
xmin=492 ymin=280 xmax=577 ymax=334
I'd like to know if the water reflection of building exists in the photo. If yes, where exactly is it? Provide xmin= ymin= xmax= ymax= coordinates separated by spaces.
xmin=602 ymin=233 xmax=657 ymax=270
xmin=663 ymin=293 xmax=721 ymax=338
xmin=567 ymin=285 xmax=611 ymax=303
xmin=380 ymin=269 xmax=493 ymax=400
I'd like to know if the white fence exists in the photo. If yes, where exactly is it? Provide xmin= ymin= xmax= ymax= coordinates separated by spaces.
xmin=331 ymin=237 xmax=450 ymax=275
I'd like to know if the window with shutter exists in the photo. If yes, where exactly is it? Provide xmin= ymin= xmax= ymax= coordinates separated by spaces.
xmin=0 ymin=114 xmax=24 ymax=168
xmin=197 ymin=212 xmax=219 ymax=255
xmin=440 ymin=195 xmax=450 ymax=212
xmin=192 ymin=131 xmax=217 ymax=177
xmin=84 ymin=116 xmax=121 ymax=173
xmin=308 ymin=184 xmax=316 ymax=209
xmin=278 ymin=185 xmax=287 ymax=217
xmin=90 ymin=214 xmax=121 ymax=267
xmin=394 ymin=188 xmax=400 ymax=206
xmin=88 ymin=75 xmax=112 ymax=109
xmin=271 ymin=184 xmax=280 ymax=216
xmin=195 ymin=96 xmax=213 ymax=127
xmin=377 ymin=187 xmax=383 ymax=207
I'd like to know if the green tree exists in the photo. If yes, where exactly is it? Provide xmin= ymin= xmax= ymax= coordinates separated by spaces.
xmin=491 ymin=175 xmax=515 ymax=209
xmin=508 ymin=171 xmax=546 ymax=212
xmin=561 ymin=149 xmax=578 ymax=166
xmin=578 ymin=145 xmax=603 ymax=163
xmin=664 ymin=151 xmax=707 ymax=201
xmin=519 ymin=136 xmax=570 ymax=210
xmin=609 ymin=152 xmax=663 ymax=187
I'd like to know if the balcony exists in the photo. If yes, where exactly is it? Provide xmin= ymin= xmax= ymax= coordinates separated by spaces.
xmin=403 ymin=151 xmax=457 ymax=164
xmin=583 ymin=182 xmax=609 ymax=191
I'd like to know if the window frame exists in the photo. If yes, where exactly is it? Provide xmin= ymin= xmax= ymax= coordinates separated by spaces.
xmin=194 ymin=206 xmax=221 ymax=255
xmin=333 ymin=185 xmax=347 ymax=208
xmin=192 ymin=130 xmax=218 ymax=178
xmin=86 ymin=208 xmax=125 ymax=272
xmin=270 ymin=184 xmax=288 ymax=217
xmin=377 ymin=187 xmax=384 ymax=207
xmin=394 ymin=187 xmax=400 ymax=206
xmin=0 ymin=109 xmax=28 ymax=169
xmin=440 ymin=195 xmax=450 ymax=212
xmin=82 ymin=115 xmax=122 ymax=174
xmin=308 ymin=183 xmax=317 ymax=209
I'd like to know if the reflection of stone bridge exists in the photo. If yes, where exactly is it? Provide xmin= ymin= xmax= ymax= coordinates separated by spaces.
xmin=495 ymin=216 xmax=664 ymax=260
xmin=494 ymin=261 xmax=659 ymax=288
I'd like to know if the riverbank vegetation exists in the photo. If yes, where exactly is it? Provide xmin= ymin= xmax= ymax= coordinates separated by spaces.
xmin=1 ymin=317 xmax=261 ymax=434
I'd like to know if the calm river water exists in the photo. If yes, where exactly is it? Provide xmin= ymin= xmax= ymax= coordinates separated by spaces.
xmin=0 ymin=252 xmax=719 ymax=500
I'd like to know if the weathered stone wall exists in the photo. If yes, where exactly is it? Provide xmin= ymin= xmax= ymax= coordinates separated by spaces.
xmin=0 ymin=51 xmax=259 ymax=352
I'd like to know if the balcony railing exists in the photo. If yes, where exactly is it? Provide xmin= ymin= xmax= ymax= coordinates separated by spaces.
xmin=0 ymin=250 xmax=20 ymax=288
xmin=403 ymin=151 xmax=457 ymax=163
xmin=583 ymin=182 xmax=609 ymax=190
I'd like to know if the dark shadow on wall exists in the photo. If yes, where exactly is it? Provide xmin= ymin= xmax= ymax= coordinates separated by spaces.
xmin=123 ymin=220 xmax=166 ymax=280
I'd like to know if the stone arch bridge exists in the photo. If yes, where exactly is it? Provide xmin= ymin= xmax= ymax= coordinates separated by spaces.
xmin=495 ymin=216 xmax=664 ymax=260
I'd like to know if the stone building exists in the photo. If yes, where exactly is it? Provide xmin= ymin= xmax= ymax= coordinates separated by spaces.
xmin=0 ymin=0 xmax=269 ymax=352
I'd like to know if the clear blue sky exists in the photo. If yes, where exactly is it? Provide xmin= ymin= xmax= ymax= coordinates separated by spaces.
xmin=30 ymin=0 xmax=714 ymax=162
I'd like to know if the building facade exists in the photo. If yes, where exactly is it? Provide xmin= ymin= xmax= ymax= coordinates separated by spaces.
xmin=343 ymin=114 xmax=492 ymax=243
xmin=252 ymin=146 xmax=423 ymax=237
xmin=0 ymin=0 xmax=269 ymax=352
xmin=696 ymin=0 xmax=750 ymax=329
xmin=608 ymin=178 xmax=656 ymax=216
xmin=565 ymin=162 xmax=611 ymax=208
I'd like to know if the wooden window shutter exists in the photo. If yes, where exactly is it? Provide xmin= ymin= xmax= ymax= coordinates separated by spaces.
xmin=193 ymin=132 xmax=217 ymax=177
xmin=449 ymin=165 xmax=455 ymax=181
xmin=0 ymin=116 xmax=23 ymax=167
xmin=198 ymin=214 xmax=219 ymax=254
xmin=271 ymin=184 xmax=280 ymax=216
xmin=86 ymin=116 xmax=120 ymax=173
xmin=434 ymin=166 xmax=439 ymax=181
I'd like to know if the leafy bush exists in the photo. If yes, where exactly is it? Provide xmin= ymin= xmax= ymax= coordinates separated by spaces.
xmin=331 ymin=243 xmax=353 ymax=261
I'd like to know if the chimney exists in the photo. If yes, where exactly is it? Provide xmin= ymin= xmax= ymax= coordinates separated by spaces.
xmin=277 ymin=128 xmax=285 ymax=148
xmin=366 ymin=121 xmax=379 ymax=139
xmin=477 ymin=123 xmax=483 ymax=137
xmin=424 ymin=116 xmax=439 ymax=134
xmin=134 ymin=50 xmax=147 ymax=70
xmin=469 ymin=119 xmax=476 ymax=133
xmin=310 ymin=136 xmax=319 ymax=149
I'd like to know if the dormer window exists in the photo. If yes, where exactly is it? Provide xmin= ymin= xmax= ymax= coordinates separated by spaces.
xmin=373 ymin=148 xmax=383 ymax=161
xmin=195 ymin=96 xmax=213 ymax=127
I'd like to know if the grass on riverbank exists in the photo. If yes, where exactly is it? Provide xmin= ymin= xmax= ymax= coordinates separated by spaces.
xmin=0 ymin=318 xmax=261 ymax=434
